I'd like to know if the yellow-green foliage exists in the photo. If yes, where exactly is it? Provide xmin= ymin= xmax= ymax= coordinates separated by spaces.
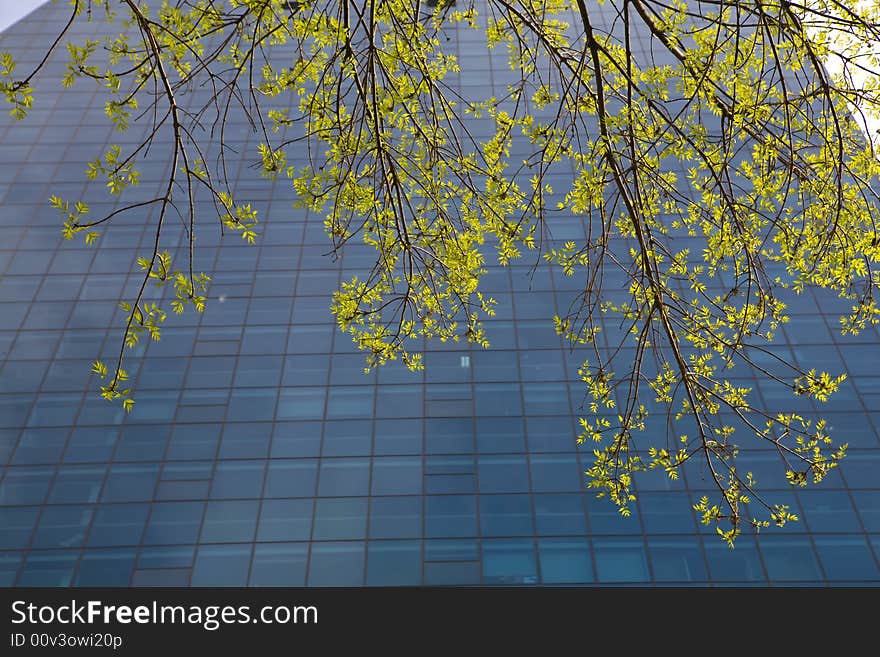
xmin=5 ymin=0 xmax=879 ymax=542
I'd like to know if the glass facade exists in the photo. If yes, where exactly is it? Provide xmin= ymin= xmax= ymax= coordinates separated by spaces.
xmin=0 ymin=2 xmax=878 ymax=587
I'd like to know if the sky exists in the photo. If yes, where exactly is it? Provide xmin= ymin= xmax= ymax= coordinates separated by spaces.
xmin=804 ymin=1 xmax=880 ymax=149
xmin=0 ymin=0 xmax=46 ymax=33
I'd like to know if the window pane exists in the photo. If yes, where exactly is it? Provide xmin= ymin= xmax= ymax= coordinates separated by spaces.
xmin=813 ymin=536 xmax=880 ymax=581
xmin=257 ymin=499 xmax=313 ymax=542
xmin=366 ymin=541 xmax=422 ymax=585
xmin=192 ymin=545 xmax=251 ymax=586
xmin=313 ymin=498 xmax=368 ymax=540
xmin=200 ymin=500 xmax=258 ymax=543
xmin=482 ymin=538 xmax=537 ymax=584
xmin=250 ymin=543 xmax=308 ymax=586
xmin=538 ymin=538 xmax=593 ymax=584
xmin=369 ymin=497 xmax=422 ymax=539
xmin=647 ymin=537 xmax=708 ymax=582
xmin=479 ymin=494 xmax=534 ymax=536
xmin=593 ymin=538 xmax=650 ymax=583
xmin=308 ymin=542 xmax=364 ymax=586
xmin=88 ymin=504 xmax=149 ymax=547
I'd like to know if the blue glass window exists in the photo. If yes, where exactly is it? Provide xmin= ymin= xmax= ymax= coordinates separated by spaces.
xmin=538 ymin=538 xmax=593 ymax=583
xmin=813 ymin=536 xmax=880 ymax=581
xmin=593 ymin=538 xmax=651 ymax=583
xmin=373 ymin=418 xmax=422 ymax=455
xmin=318 ymin=458 xmax=371 ymax=496
xmin=232 ymin=355 xmax=282 ymax=389
xmin=175 ymin=395 xmax=227 ymax=424
xmin=798 ymin=490 xmax=861 ymax=533
xmin=226 ymin=387 xmax=278 ymax=422
xmin=330 ymin=354 xmax=376 ymax=385
xmin=647 ymin=537 xmax=708 ymax=582
xmin=312 ymin=497 xmax=367 ymax=540
xmin=276 ymin=387 xmax=325 ymax=420
xmin=704 ymin=535 xmax=766 ymax=582
xmin=143 ymin=502 xmax=205 ymax=545
xmin=88 ymin=503 xmax=149 ymax=547
xmin=525 ymin=416 xmax=576 ymax=452
xmin=321 ymin=420 xmax=371 ymax=457
xmin=264 ymin=459 xmax=317 ymax=497
xmin=138 ymin=546 xmax=194 ymax=569
xmin=0 ymin=427 xmax=17 ymax=465
xmin=424 ymin=561 xmax=480 ymax=585
xmin=639 ymin=492 xmax=698 ymax=534
xmin=0 ymin=505 xmax=39 ymax=549
xmin=424 ymin=351 xmax=471 ymax=383
xmin=295 ymin=271 xmax=338 ymax=295
xmin=530 ymin=454 xmax=582 ymax=492
xmin=425 ymin=474 xmax=475 ymax=494
xmin=18 ymin=550 xmax=79 ymax=586
xmin=0 ymin=552 xmax=22 ymax=586
xmin=853 ymin=490 xmax=880 ymax=531
xmin=759 ymin=536 xmax=822 ymax=582
xmin=476 ymin=417 xmax=525 ymax=453
xmin=49 ymin=464 xmax=104 ymax=503
xmin=425 ymin=495 xmax=477 ymax=538
xmin=257 ymin=499 xmax=313 ymax=542
xmin=191 ymin=544 xmax=251 ymax=586
xmin=377 ymin=360 xmax=423 ymax=385
xmin=42 ymin=360 xmax=89 ymax=392
xmin=478 ymin=455 xmax=529 ymax=493
xmin=218 ymin=422 xmax=271 ymax=459
xmin=130 ymin=568 xmax=191 ymax=586
xmin=247 ymin=297 xmax=292 ymax=325
xmin=0 ymin=394 xmax=33 ymax=428
xmin=32 ymin=505 xmax=92 ymax=548
xmin=369 ymin=496 xmax=422 ymax=539
xmin=471 ymin=351 xmax=519 ymax=382
xmin=114 ymin=425 xmax=170 ymax=461
xmin=371 ymin=457 xmax=422 ymax=495
xmin=271 ymin=421 xmax=322 ymax=458
xmin=308 ymin=542 xmax=364 ymax=586
xmin=840 ymin=452 xmax=880 ymax=487
xmin=286 ymin=326 xmax=332 ymax=354
xmin=482 ymin=538 xmax=537 ymax=584
xmin=822 ymin=412 xmax=879 ymax=448
xmin=522 ymin=383 xmax=571 ymax=415
xmin=166 ymin=423 xmax=220 ymax=460
xmin=479 ymin=494 xmax=534 ymax=536
xmin=136 ymin=358 xmax=187 ymax=390
xmin=122 ymin=391 xmax=178 ymax=423
xmin=516 ymin=320 xmax=561 ymax=349
xmin=210 ymin=460 xmax=265 ymax=499
xmin=101 ymin=463 xmax=159 ymax=502
xmin=27 ymin=393 xmax=81 ymax=427
xmin=474 ymin=383 xmax=522 ymax=417
xmin=376 ymin=385 xmax=423 ymax=418
xmin=366 ymin=540 xmax=422 ymax=585
xmin=425 ymin=418 xmax=473 ymax=454
xmin=425 ymin=538 xmax=479 ymax=562
xmin=250 ymin=543 xmax=308 ymax=586
xmin=75 ymin=548 xmax=137 ymax=586
xmin=519 ymin=350 xmax=565 ymax=381
xmin=241 ymin=325 xmax=288 ymax=355
xmin=200 ymin=500 xmax=258 ymax=543
xmin=1 ymin=359 xmax=49 ymax=392
xmin=534 ymin=493 xmax=587 ymax=536
xmin=193 ymin=327 xmax=241 ymax=357
xmin=0 ymin=303 xmax=28 ymax=332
